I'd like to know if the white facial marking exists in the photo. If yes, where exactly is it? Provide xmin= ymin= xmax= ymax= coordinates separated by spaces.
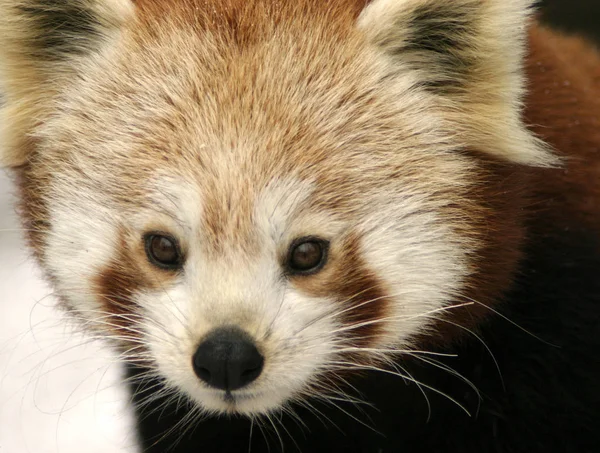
xmin=135 ymin=176 xmax=343 ymax=414
xmin=358 ymin=195 xmax=470 ymax=347
xmin=45 ymin=188 xmax=119 ymax=318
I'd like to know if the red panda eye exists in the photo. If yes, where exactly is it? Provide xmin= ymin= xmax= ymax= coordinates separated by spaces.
xmin=144 ymin=233 xmax=183 ymax=270
xmin=287 ymin=238 xmax=329 ymax=275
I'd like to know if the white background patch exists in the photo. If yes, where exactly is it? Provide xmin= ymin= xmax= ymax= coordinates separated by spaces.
xmin=0 ymin=171 xmax=138 ymax=453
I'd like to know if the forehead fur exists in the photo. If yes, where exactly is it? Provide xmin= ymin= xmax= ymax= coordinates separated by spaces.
xmin=1 ymin=0 xmax=556 ymax=171
xmin=1 ymin=0 xmax=550 ymax=278
xmin=36 ymin=0 xmax=461 ymax=203
xmin=133 ymin=0 xmax=369 ymax=24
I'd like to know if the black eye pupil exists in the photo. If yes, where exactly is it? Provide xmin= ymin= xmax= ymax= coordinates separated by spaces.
xmin=289 ymin=240 xmax=327 ymax=273
xmin=146 ymin=234 xmax=181 ymax=269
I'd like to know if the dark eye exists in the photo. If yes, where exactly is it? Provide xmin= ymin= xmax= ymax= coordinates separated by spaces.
xmin=287 ymin=237 xmax=329 ymax=275
xmin=144 ymin=233 xmax=183 ymax=270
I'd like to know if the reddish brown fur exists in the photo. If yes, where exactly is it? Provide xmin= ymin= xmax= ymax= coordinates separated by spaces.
xmin=130 ymin=0 xmax=369 ymax=57
xmin=525 ymin=26 xmax=600 ymax=234
xmin=422 ymin=159 xmax=529 ymax=346
xmin=134 ymin=0 xmax=370 ymax=26
xmin=428 ymin=25 xmax=600 ymax=345
xmin=93 ymin=227 xmax=179 ymax=347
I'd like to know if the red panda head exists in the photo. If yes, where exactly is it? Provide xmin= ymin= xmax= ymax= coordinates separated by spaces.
xmin=0 ymin=0 xmax=555 ymax=415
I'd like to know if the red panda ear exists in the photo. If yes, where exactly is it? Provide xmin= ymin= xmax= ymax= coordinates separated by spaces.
xmin=358 ymin=0 xmax=559 ymax=167
xmin=0 ymin=0 xmax=134 ymax=167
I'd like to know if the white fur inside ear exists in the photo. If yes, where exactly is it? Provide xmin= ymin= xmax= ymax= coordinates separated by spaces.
xmin=357 ymin=0 xmax=407 ymax=35
xmin=45 ymin=193 xmax=120 ymax=317
xmin=357 ymin=0 xmax=559 ymax=167
xmin=0 ymin=0 xmax=135 ymax=168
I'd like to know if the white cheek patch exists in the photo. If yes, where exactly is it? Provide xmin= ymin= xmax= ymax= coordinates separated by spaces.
xmin=45 ymin=189 xmax=119 ymax=318
xmin=359 ymin=195 xmax=470 ymax=349
xmin=139 ymin=284 xmax=197 ymax=386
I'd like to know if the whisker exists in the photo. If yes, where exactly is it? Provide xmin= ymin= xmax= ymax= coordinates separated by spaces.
xmin=466 ymin=297 xmax=559 ymax=347
xmin=329 ymin=362 xmax=472 ymax=417
xmin=408 ymin=353 xmax=482 ymax=417
xmin=263 ymin=411 xmax=286 ymax=453
xmin=439 ymin=318 xmax=505 ymax=391
xmin=292 ymin=398 xmax=343 ymax=433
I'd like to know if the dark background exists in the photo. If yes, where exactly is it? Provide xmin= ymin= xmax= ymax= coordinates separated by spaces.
xmin=541 ymin=0 xmax=600 ymax=43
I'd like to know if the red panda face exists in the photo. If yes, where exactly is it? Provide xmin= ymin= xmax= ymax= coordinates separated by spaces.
xmin=0 ymin=0 xmax=552 ymax=415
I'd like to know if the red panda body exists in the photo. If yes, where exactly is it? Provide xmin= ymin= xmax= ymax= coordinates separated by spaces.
xmin=1 ymin=1 xmax=599 ymax=452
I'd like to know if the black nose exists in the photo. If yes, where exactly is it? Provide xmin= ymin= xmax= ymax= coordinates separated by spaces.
xmin=192 ymin=327 xmax=264 ymax=391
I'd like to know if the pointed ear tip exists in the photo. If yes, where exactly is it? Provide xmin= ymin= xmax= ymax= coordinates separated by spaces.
xmin=521 ymin=153 xmax=562 ymax=168
xmin=512 ymin=141 xmax=561 ymax=167
xmin=535 ymin=151 xmax=563 ymax=168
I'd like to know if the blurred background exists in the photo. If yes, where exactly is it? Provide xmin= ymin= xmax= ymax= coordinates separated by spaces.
xmin=0 ymin=1 xmax=598 ymax=452
xmin=541 ymin=0 xmax=600 ymax=43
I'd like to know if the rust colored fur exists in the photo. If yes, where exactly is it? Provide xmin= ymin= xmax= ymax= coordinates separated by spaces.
xmin=425 ymin=25 xmax=600 ymax=345
xmin=525 ymin=26 xmax=600 ymax=232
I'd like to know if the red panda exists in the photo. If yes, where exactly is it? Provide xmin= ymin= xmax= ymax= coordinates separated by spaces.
xmin=1 ymin=0 xmax=598 ymax=452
